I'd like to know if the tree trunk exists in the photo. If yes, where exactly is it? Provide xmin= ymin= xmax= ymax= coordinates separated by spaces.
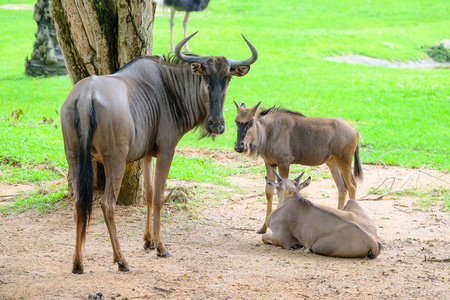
xmin=25 ymin=0 xmax=67 ymax=76
xmin=51 ymin=0 xmax=156 ymax=205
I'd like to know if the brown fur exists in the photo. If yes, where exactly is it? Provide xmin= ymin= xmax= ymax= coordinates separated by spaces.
xmin=62 ymin=34 xmax=257 ymax=274
xmin=263 ymin=172 xmax=381 ymax=258
xmin=234 ymin=101 xmax=363 ymax=233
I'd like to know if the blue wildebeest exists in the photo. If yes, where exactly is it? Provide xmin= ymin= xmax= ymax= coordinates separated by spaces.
xmin=234 ymin=101 xmax=362 ymax=233
xmin=61 ymin=32 xmax=258 ymax=274
xmin=263 ymin=171 xmax=381 ymax=258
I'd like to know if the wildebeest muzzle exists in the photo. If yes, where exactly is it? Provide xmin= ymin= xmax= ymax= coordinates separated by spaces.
xmin=207 ymin=115 xmax=225 ymax=135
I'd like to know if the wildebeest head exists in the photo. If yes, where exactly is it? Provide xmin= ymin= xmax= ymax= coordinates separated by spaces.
xmin=265 ymin=171 xmax=311 ymax=206
xmin=233 ymin=101 xmax=275 ymax=155
xmin=175 ymin=32 xmax=258 ymax=135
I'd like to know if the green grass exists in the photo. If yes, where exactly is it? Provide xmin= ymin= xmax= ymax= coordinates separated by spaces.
xmin=0 ymin=184 xmax=68 ymax=214
xmin=168 ymin=155 xmax=238 ymax=186
xmin=411 ymin=189 xmax=449 ymax=211
xmin=0 ymin=164 xmax=60 ymax=183
xmin=0 ymin=0 xmax=449 ymax=212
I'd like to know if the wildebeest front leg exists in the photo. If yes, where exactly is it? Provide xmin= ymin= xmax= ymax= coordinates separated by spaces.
xmin=258 ymin=163 xmax=276 ymax=234
xmin=142 ymin=156 xmax=155 ymax=251
xmin=101 ymin=160 xmax=131 ymax=272
xmin=262 ymin=231 xmax=299 ymax=250
xmin=152 ymin=150 xmax=175 ymax=257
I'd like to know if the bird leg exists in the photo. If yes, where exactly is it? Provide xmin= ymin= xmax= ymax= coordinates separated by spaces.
xmin=183 ymin=12 xmax=190 ymax=52
xmin=169 ymin=9 xmax=175 ymax=51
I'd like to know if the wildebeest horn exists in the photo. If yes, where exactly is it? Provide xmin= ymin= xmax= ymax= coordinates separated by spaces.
xmin=293 ymin=171 xmax=305 ymax=183
xmin=227 ymin=34 xmax=258 ymax=67
xmin=176 ymin=33 xmax=258 ymax=67
xmin=273 ymin=169 xmax=283 ymax=182
xmin=175 ymin=31 xmax=209 ymax=64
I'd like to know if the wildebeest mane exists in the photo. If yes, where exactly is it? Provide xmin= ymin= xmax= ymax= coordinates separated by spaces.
xmin=118 ymin=53 xmax=202 ymax=72
xmin=265 ymin=106 xmax=306 ymax=117
xmin=117 ymin=53 xmax=210 ymax=139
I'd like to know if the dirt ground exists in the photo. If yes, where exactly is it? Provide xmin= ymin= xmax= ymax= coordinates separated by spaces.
xmin=0 ymin=149 xmax=449 ymax=299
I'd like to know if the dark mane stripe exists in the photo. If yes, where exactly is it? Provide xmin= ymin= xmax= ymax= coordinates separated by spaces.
xmin=158 ymin=61 xmax=207 ymax=135
xmin=260 ymin=106 xmax=306 ymax=117
xmin=118 ymin=53 xmax=203 ymax=73
xmin=274 ymin=106 xmax=306 ymax=117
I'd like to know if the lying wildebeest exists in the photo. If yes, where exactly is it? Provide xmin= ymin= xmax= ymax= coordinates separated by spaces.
xmin=61 ymin=32 xmax=258 ymax=274
xmin=263 ymin=171 xmax=382 ymax=258
xmin=234 ymin=101 xmax=362 ymax=233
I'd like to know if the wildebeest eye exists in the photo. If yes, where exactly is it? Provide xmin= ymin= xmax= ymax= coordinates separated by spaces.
xmin=246 ymin=120 xmax=254 ymax=128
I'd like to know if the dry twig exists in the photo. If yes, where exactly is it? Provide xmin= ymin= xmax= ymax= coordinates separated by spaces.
xmin=424 ymin=255 xmax=450 ymax=263
xmin=357 ymin=153 xmax=449 ymax=201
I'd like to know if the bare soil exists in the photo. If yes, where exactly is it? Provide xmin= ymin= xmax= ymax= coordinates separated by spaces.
xmin=1 ymin=149 xmax=449 ymax=299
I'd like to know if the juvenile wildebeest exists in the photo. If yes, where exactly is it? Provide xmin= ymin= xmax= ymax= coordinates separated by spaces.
xmin=61 ymin=32 xmax=258 ymax=274
xmin=263 ymin=171 xmax=382 ymax=258
xmin=234 ymin=101 xmax=363 ymax=233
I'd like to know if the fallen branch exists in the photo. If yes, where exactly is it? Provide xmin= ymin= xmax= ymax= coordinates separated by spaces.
xmin=0 ymin=194 xmax=17 ymax=198
xmin=424 ymin=256 xmax=450 ymax=263
xmin=228 ymin=227 xmax=255 ymax=232
xmin=357 ymin=156 xmax=449 ymax=201
xmin=392 ymin=205 xmax=412 ymax=214
xmin=153 ymin=286 xmax=175 ymax=293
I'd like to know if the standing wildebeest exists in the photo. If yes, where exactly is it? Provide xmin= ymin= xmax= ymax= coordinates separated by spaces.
xmin=234 ymin=101 xmax=363 ymax=233
xmin=61 ymin=32 xmax=258 ymax=274
xmin=263 ymin=171 xmax=381 ymax=258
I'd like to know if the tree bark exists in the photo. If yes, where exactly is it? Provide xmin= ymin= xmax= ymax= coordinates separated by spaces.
xmin=51 ymin=0 xmax=156 ymax=205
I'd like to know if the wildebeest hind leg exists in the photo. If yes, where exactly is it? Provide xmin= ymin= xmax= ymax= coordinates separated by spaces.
xmin=326 ymin=158 xmax=347 ymax=209
xmin=334 ymin=157 xmax=357 ymax=204
xmin=142 ymin=156 xmax=155 ymax=251
xmin=101 ymin=159 xmax=131 ymax=272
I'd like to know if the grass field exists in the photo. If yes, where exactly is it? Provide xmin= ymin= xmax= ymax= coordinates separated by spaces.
xmin=0 ymin=0 xmax=449 ymax=210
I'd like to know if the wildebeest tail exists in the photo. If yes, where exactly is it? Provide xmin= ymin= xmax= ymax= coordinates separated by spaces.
xmin=353 ymin=144 xmax=363 ymax=180
xmin=73 ymin=98 xmax=97 ymax=244
xmin=367 ymin=241 xmax=383 ymax=259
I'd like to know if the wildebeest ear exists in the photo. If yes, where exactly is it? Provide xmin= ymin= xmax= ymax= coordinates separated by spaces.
xmin=265 ymin=176 xmax=278 ymax=189
xmin=231 ymin=65 xmax=250 ymax=77
xmin=191 ymin=62 xmax=204 ymax=75
xmin=297 ymin=176 xmax=311 ymax=191
xmin=259 ymin=105 xmax=275 ymax=118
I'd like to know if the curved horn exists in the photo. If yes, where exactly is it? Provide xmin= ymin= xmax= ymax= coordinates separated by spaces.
xmin=175 ymin=31 xmax=209 ymax=64
xmin=293 ymin=171 xmax=305 ymax=184
xmin=227 ymin=34 xmax=258 ymax=67
xmin=273 ymin=169 xmax=283 ymax=183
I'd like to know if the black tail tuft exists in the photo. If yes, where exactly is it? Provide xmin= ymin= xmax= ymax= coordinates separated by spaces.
xmin=353 ymin=144 xmax=363 ymax=180
xmin=73 ymin=99 xmax=97 ymax=244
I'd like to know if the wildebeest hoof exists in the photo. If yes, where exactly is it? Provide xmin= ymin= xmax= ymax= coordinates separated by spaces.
xmin=256 ymin=229 xmax=266 ymax=234
xmin=157 ymin=250 xmax=172 ymax=258
xmin=118 ymin=260 xmax=132 ymax=272
xmin=143 ymin=241 xmax=155 ymax=251
xmin=291 ymin=244 xmax=303 ymax=250
xmin=72 ymin=263 xmax=84 ymax=274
